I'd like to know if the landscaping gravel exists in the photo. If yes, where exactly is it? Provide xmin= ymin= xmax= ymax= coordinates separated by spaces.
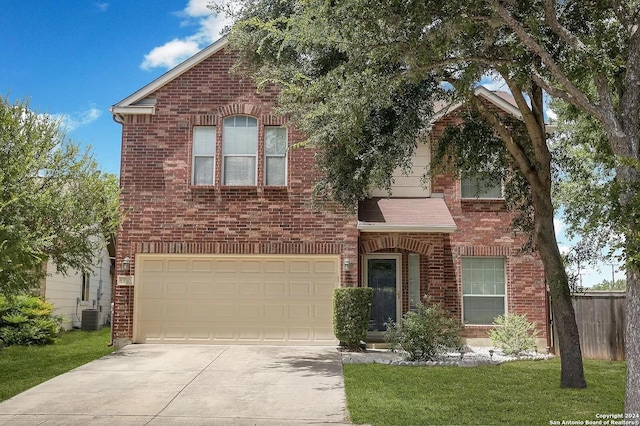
xmin=340 ymin=346 xmax=552 ymax=366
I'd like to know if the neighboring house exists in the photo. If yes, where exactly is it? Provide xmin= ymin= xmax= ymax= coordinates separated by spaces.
xmin=38 ymin=243 xmax=114 ymax=330
xmin=110 ymin=37 xmax=548 ymax=349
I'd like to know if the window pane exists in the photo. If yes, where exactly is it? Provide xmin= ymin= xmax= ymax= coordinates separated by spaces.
xmin=193 ymin=126 xmax=216 ymax=155
xmin=265 ymin=157 xmax=286 ymax=186
xmin=223 ymin=117 xmax=258 ymax=154
xmin=461 ymin=175 xmax=502 ymax=198
xmin=463 ymin=296 xmax=504 ymax=325
xmin=265 ymin=127 xmax=287 ymax=155
xmin=462 ymin=257 xmax=506 ymax=324
xmin=194 ymin=156 xmax=214 ymax=185
xmin=408 ymin=253 xmax=420 ymax=309
xmin=224 ymin=156 xmax=256 ymax=185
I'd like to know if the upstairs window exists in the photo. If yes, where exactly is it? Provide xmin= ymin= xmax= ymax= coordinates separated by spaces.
xmin=461 ymin=175 xmax=503 ymax=199
xmin=223 ymin=116 xmax=258 ymax=185
xmin=264 ymin=127 xmax=287 ymax=186
xmin=192 ymin=126 xmax=216 ymax=185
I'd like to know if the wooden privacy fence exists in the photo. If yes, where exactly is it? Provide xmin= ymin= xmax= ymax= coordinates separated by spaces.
xmin=571 ymin=291 xmax=626 ymax=360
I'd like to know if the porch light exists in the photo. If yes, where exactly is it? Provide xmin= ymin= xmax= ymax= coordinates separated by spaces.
xmin=343 ymin=258 xmax=351 ymax=272
xmin=122 ymin=257 xmax=131 ymax=272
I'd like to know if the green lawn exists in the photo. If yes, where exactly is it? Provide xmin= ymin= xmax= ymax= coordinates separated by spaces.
xmin=0 ymin=327 xmax=114 ymax=402
xmin=343 ymin=359 xmax=626 ymax=426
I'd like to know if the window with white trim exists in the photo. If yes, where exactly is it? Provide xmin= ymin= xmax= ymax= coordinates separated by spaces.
xmin=461 ymin=175 xmax=503 ymax=199
xmin=222 ymin=116 xmax=258 ymax=185
xmin=192 ymin=126 xmax=216 ymax=185
xmin=462 ymin=257 xmax=506 ymax=325
xmin=264 ymin=127 xmax=287 ymax=186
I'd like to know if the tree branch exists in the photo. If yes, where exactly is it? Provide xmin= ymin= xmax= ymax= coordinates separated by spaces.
xmin=486 ymin=0 xmax=602 ymax=120
xmin=469 ymin=94 xmax=538 ymax=187
xmin=543 ymin=0 xmax=588 ymax=52
xmin=501 ymin=75 xmax=552 ymax=191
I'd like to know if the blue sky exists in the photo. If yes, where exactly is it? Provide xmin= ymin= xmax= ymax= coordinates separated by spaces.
xmin=1 ymin=1 xmax=618 ymax=286
xmin=1 ymin=0 xmax=228 ymax=175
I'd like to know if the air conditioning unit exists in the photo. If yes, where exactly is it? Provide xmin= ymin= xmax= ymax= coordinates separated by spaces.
xmin=81 ymin=309 xmax=100 ymax=331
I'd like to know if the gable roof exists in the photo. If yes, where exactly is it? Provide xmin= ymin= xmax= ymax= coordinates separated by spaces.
xmin=432 ymin=86 xmax=523 ymax=123
xmin=110 ymin=37 xmax=230 ymax=119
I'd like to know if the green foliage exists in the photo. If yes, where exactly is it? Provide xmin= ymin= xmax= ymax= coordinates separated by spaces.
xmin=0 ymin=294 xmax=63 ymax=345
xmin=591 ymin=279 xmax=627 ymax=291
xmin=489 ymin=314 xmax=539 ymax=356
xmin=333 ymin=287 xmax=374 ymax=350
xmin=384 ymin=298 xmax=462 ymax=361
xmin=0 ymin=95 xmax=121 ymax=294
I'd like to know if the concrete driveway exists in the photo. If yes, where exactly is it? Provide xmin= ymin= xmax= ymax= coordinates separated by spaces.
xmin=0 ymin=345 xmax=350 ymax=425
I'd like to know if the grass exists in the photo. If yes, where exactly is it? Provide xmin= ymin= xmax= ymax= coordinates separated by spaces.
xmin=343 ymin=358 xmax=626 ymax=426
xmin=0 ymin=327 xmax=114 ymax=402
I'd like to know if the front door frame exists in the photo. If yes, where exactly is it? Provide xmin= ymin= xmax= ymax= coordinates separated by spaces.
xmin=362 ymin=253 xmax=403 ymax=330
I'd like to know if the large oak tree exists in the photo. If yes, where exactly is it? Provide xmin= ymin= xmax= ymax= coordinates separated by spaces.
xmin=224 ymin=0 xmax=638 ymax=404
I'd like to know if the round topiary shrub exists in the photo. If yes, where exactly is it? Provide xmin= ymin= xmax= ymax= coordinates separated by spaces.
xmin=0 ymin=294 xmax=63 ymax=346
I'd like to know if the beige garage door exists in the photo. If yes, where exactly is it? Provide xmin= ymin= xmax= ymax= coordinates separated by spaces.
xmin=134 ymin=254 xmax=340 ymax=345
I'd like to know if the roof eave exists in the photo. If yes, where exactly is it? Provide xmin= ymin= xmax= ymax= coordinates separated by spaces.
xmin=111 ymin=36 xmax=230 ymax=110
xmin=110 ymin=105 xmax=156 ymax=115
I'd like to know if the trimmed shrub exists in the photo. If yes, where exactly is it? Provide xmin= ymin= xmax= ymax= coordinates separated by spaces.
xmin=0 ymin=294 xmax=63 ymax=345
xmin=384 ymin=297 xmax=462 ymax=361
xmin=489 ymin=313 xmax=539 ymax=355
xmin=333 ymin=287 xmax=374 ymax=351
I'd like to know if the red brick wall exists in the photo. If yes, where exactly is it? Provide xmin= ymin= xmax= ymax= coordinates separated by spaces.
xmin=429 ymin=111 xmax=548 ymax=341
xmin=113 ymin=48 xmax=359 ymax=340
xmin=113 ymin=46 xmax=547 ymax=344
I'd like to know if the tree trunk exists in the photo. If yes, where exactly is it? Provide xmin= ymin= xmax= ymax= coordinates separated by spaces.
xmin=532 ymin=191 xmax=587 ymax=388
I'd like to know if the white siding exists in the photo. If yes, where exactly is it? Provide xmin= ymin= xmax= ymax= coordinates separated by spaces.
xmin=43 ymin=246 xmax=113 ymax=330
xmin=370 ymin=142 xmax=431 ymax=197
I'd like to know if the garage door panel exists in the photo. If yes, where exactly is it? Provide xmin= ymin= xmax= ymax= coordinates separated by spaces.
xmin=167 ymin=260 xmax=188 ymax=272
xmin=135 ymin=255 xmax=339 ymax=345
xmin=264 ymin=260 xmax=286 ymax=273
xmin=263 ymin=328 xmax=286 ymax=341
xmin=264 ymin=282 xmax=286 ymax=296
xmin=214 ymin=282 xmax=237 ymax=295
xmin=290 ymin=260 xmax=311 ymax=273
xmin=240 ymin=260 xmax=261 ymax=273
xmin=315 ymin=282 xmax=335 ymax=297
xmin=290 ymin=282 xmax=311 ymax=296
xmin=239 ymin=282 xmax=262 ymax=295
xmin=238 ymin=304 xmax=263 ymax=319
xmin=215 ymin=260 xmax=238 ymax=272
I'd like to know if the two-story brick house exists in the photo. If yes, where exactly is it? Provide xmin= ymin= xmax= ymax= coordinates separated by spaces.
xmin=110 ymin=37 xmax=548 ymax=349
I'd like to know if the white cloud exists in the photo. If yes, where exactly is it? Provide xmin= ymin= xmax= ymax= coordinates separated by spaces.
xmin=184 ymin=0 xmax=213 ymax=17
xmin=141 ymin=39 xmax=201 ymax=70
xmin=140 ymin=1 xmax=231 ymax=71
xmin=95 ymin=2 xmax=109 ymax=12
xmin=49 ymin=105 xmax=103 ymax=132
